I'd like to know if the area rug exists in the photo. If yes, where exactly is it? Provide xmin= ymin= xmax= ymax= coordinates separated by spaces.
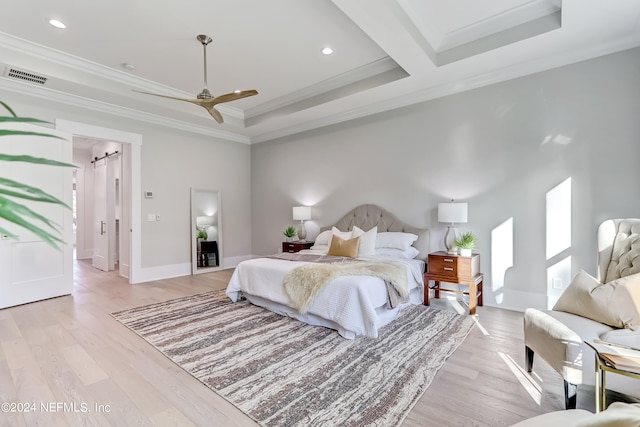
xmin=112 ymin=290 xmax=475 ymax=427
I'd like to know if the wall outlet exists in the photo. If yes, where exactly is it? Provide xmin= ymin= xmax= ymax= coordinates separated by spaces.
xmin=147 ymin=213 xmax=157 ymax=222
xmin=552 ymin=277 xmax=563 ymax=290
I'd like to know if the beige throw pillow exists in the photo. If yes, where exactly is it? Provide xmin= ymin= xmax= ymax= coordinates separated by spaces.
xmin=553 ymin=270 xmax=640 ymax=330
xmin=327 ymin=235 xmax=360 ymax=258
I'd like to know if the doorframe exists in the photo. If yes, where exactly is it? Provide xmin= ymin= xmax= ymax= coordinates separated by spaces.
xmin=56 ymin=119 xmax=142 ymax=284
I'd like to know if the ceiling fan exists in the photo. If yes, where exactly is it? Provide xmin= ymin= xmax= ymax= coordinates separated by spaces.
xmin=134 ymin=34 xmax=258 ymax=124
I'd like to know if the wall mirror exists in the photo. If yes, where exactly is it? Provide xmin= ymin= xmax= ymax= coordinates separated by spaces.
xmin=191 ymin=188 xmax=223 ymax=274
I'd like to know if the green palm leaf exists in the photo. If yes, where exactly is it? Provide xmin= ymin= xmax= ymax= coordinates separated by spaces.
xmin=0 ymin=177 xmax=71 ymax=208
xmin=0 ymin=101 xmax=17 ymax=117
xmin=0 ymin=195 xmax=64 ymax=249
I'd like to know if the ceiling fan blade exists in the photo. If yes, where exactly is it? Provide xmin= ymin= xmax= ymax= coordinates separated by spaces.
xmin=211 ymin=90 xmax=258 ymax=105
xmin=205 ymin=106 xmax=224 ymax=123
xmin=133 ymin=35 xmax=258 ymax=124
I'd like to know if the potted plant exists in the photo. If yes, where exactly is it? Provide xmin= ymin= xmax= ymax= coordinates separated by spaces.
xmin=283 ymin=226 xmax=296 ymax=242
xmin=454 ymin=231 xmax=477 ymax=257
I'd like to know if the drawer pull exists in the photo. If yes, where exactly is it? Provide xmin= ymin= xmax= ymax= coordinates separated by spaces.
xmin=444 ymin=258 xmax=454 ymax=262
xmin=444 ymin=267 xmax=454 ymax=271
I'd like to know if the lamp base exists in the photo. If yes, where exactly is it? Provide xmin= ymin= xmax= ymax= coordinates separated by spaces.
xmin=444 ymin=225 xmax=459 ymax=254
xmin=297 ymin=222 xmax=307 ymax=242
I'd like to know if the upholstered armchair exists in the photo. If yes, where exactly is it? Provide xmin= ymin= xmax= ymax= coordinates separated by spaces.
xmin=524 ymin=218 xmax=640 ymax=409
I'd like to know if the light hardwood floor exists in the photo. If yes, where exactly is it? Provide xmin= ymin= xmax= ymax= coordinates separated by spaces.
xmin=0 ymin=260 xmax=623 ymax=426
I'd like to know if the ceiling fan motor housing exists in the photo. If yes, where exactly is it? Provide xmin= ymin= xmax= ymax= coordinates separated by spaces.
xmin=197 ymin=88 xmax=214 ymax=99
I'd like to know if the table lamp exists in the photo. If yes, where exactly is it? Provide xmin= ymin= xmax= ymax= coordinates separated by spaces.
xmin=438 ymin=200 xmax=468 ymax=254
xmin=292 ymin=206 xmax=311 ymax=242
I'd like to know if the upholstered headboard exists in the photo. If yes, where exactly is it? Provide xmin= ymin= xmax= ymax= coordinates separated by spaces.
xmin=598 ymin=218 xmax=640 ymax=283
xmin=322 ymin=204 xmax=430 ymax=260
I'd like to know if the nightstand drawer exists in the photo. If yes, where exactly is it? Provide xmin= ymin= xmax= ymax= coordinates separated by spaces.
xmin=427 ymin=251 xmax=480 ymax=280
xmin=428 ymin=254 xmax=459 ymax=275
xmin=282 ymin=241 xmax=314 ymax=253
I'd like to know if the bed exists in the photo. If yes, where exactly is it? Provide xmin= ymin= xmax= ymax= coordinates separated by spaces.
xmin=226 ymin=204 xmax=430 ymax=339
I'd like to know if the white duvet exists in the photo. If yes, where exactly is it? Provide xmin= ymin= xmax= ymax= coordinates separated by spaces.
xmin=226 ymin=251 xmax=425 ymax=339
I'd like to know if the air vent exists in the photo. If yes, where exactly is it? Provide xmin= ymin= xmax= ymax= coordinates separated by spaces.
xmin=5 ymin=67 xmax=48 ymax=85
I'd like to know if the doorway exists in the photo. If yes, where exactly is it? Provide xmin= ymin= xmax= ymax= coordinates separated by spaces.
xmin=57 ymin=119 xmax=142 ymax=283
xmin=72 ymin=137 xmax=124 ymax=274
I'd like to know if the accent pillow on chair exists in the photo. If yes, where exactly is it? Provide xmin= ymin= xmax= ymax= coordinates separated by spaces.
xmin=553 ymin=270 xmax=640 ymax=330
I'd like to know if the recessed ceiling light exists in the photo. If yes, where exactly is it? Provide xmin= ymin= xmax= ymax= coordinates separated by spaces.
xmin=321 ymin=47 xmax=333 ymax=55
xmin=48 ymin=19 xmax=66 ymax=29
xmin=121 ymin=63 xmax=136 ymax=71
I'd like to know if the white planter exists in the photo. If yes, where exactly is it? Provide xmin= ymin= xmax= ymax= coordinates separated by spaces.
xmin=459 ymin=248 xmax=472 ymax=257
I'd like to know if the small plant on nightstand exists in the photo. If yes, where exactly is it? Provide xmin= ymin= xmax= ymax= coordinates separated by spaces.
xmin=283 ymin=226 xmax=297 ymax=241
xmin=454 ymin=231 xmax=477 ymax=256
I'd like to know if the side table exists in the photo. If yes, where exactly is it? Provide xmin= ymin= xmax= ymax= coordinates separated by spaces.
xmin=585 ymin=340 xmax=640 ymax=413
xmin=424 ymin=251 xmax=483 ymax=315
xmin=282 ymin=241 xmax=314 ymax=253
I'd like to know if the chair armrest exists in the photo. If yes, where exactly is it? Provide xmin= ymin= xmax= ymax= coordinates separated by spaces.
xmin=524 ymin=308 xmax=584 ymax=384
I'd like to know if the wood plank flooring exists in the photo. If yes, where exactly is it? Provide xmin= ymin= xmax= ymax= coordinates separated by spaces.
xmin=0 ymin=260 xmax=620 ymax=426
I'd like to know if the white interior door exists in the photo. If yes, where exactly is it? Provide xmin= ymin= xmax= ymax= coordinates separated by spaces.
xmin=0 ymin=123 xmax=73 ymax=309
xmin=92 ymin=156 xmax=116 ymax=272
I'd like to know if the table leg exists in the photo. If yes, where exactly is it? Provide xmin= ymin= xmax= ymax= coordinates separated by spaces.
xmin=477 ymin=279 xmax=483 ymax=306
xmin=600 ymin=367 xmax=607 ymax=412
xmin=595 ymin=355 xmax=601 ymax=413
xmin=434 ymin=280 xmax=440 ymax=299
xmin=424 ymin=279 xmax=430 ymax=306
xmin=468 ymin=281 xmax=477 ymax=315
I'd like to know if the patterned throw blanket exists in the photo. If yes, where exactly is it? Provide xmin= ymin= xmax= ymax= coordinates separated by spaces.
xmin=273 ymin=253 xmax=409 ymax=314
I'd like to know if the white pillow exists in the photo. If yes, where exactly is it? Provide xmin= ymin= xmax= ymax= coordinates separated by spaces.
xmin=328 ymin=227 xmax=353 ymax=248
xmin=375 ymin=232 xmax=418 ymax=250
xmin=375 ymin=247 xmax=420 ymax=259
xmin=313 ymin=230 xmax=332 ymax=246
xmin=553 ymin=270 xmax=640 ymax=330
xmin=309 ymin=244 xmax=329 ymax=254
xmin=352 ymin=226 xmax=377 ymax=257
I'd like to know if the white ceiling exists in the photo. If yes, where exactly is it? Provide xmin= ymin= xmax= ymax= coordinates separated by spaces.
xmin=0 ymin=0 xmax=639 ymax=144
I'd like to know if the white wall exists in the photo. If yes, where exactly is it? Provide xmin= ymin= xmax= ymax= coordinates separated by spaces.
xmin=250 ymin=47 xmax=640 ymax=311
xmin=0 ymin=91 xmax=252 ymax=280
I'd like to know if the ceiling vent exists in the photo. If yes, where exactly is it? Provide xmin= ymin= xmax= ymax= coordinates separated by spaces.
xmin=4 ymin=66 xmax=48 ymax=85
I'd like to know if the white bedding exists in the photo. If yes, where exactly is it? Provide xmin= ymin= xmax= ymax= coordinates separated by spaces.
xmin=226 ymin=250 xmax=425 ymax=339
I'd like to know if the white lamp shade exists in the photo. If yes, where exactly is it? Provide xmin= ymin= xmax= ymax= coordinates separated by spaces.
xmin=292 ymin=206 xmax=311 ymax=221
xmin=196 ymin=215 xmax=215 ymax=227
xmin=438 ymin=202 xmax=468 ymax=224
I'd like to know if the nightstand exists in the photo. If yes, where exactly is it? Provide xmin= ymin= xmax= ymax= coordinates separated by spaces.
xmin=424 ymin=251 xmax=483 ymax=315
xmin=282 ymin=241 xmax=314 ymax=253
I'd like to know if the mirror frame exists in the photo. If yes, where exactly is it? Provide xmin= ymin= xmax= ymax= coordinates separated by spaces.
xmin=191 ymin=188 xmax=223 ymax=275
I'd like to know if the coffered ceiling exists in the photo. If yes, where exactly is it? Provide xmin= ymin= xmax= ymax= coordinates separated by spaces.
xmin=0 ymin=0 xmax=639 ymax=143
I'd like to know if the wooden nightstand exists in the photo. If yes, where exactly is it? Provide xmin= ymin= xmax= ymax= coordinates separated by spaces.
xmin=282 ymin=241 xmax=314 ymax=253
xmin=424 ymin=251 xmax=483 ymax=315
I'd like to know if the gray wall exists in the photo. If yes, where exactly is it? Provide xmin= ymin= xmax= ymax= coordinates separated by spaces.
xmin=251 ymin=47 xmax=640 ymax=311
xmin=1 ymin=91 xmax=252 ymax=277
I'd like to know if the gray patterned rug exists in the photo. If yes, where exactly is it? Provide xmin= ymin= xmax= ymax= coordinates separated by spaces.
xmin=112 ymin=290 xmax=475 ymax=427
